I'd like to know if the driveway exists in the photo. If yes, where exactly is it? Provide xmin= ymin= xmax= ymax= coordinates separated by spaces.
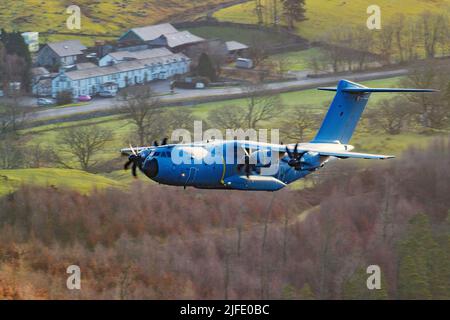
xmin=23 ymin=68 xmax=408 ymax=122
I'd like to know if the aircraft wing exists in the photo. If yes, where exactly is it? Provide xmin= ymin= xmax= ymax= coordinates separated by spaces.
xmin=239 ymin=142 xmax=394 ymax=160
xmin=313 ymin=150 xmax=395 ymax=160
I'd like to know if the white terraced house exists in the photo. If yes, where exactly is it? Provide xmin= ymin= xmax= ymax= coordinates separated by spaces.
xmin=51 ymin=50 xmax=191 ymax=98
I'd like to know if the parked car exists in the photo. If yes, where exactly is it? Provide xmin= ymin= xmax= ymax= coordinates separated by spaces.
xmin=78 ymin=95 xmax=92 ymax=102
xmin=173 ymin=76 xmax=210 ymax=89
xmin=37 ymin=98 xmax=56 ymax=107
xmin=99 ymin=90 xmax=117 ymax=97
xmin=236 ymin=58 xmax=254 ymax=69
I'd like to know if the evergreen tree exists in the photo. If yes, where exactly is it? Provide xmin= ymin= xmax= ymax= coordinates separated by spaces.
xmin=0 ymin=42 xmax=5 ymax=86
xmin=281 ymin=283 xmax=316 ymax=300
xmin=281 ymin=284 xmax=298 ymax=300
xmin=398 ymin=251 xmax=432 ymax=299
xmin=342 ymin=267 xmax=388 ymax=299
xmin=280 ymin=0 xmax=306 ymax=30
xmin=196 ymin=53 xmax=217 ymax=82
xmin=397 ymin=213 xmax=449 ymax=299
xmin=298 ymin=283 xmax=316 ymax=300
xmin=0 ymin=30 xmax=32 ymax=91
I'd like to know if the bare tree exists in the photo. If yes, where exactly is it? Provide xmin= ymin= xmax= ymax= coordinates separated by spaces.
xmin=392 ymin=15 xmax=406 ymax=63
xmin=403 ymin=19 xmax=420 ymax=62
xmin=367 ymin=97 xmax=412 ymax=134
xmin=321 ymin=30 xmax=349 ymax=73
xmin=376 ymin=24 xmax=395 ymax=65
xmin=207 ymin=105 xmax=246 ymax=129
xmin=0 ymin=102 xmax=26 ymax=135
xmin=243 ymin=83 xmax=281 ymax=129
xmin=27 ymin=143 xmax=59 ymax=168
xmin=208 ymin=85 xmax=281 ymax=130
xmin=419 ymin=12 xmax=447 ymax=58
xmin=352 ymin=29 xmax=374 ymax=70
xmin=0 ymin=134 xmax=24 ymax=169
xmin=254 ymin=0 xmax=264 ymax=25
xmin=58 ymin=125 xmax=113 ymax=171
xmin=260 ymin=194 xmax=275 ymax=299
xmin=165 ymin=108 xmax=196 ymax=133
xmin=401 ymin=62 xmax=450 ymax=129
xmin=119 ymin=86 xmax=162 ymax=146
xmin=248 ymin=35 xmax=270 ymax=67
xmin=279 ymin=108 xmax=320 ymax=142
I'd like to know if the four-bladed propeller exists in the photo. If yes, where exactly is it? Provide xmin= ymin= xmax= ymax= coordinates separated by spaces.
xmin=237 ymin=148 xmax=255 ymax=178
xmin=285 ymin=143 xmax=307 ymax=171
xmin=124 ymin=145 xmax=142 ymax=178
xmin=124 ymin=138 xmax=168 ymax=178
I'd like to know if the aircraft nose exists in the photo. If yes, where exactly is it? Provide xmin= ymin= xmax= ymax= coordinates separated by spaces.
xmin=143 ymin=158 xmax=159 ymax=178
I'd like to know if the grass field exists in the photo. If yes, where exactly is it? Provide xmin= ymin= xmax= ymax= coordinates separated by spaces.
xmin=214 ymin=0 xmax=450 ymax=41
xmin=0 ymin=168 xmax=123 ymax=196
xmin=0 ymin=0 xmax=226 ymax=45
xmin=186 ymin=25 xmax=292 ymax=46
xmin=268 ymin=48 xmax=325 ymax=72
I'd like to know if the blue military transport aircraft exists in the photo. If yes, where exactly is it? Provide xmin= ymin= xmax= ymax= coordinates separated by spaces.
xmin=121 ymin=80 xmax=436 ymax=191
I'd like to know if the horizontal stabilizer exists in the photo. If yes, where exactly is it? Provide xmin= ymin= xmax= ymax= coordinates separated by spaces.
xmin=318 ymin=87 xmax=438 ymax=93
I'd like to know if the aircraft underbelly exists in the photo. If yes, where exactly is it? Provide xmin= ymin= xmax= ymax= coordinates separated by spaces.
xmin=179 ymin=163 xmax=223 ymax=187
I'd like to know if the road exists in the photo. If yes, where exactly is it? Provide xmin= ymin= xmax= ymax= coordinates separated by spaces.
xmin=24 ymin=68 xmax=408 ymax=121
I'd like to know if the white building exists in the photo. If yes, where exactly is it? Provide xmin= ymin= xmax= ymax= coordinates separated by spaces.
xmin=98 ymin=48 xmax=173 ymax=67
xmin=22 ymin=32 xmax=40 ymax=53
xmin=51 ymin=50 xmax=190 ymax=98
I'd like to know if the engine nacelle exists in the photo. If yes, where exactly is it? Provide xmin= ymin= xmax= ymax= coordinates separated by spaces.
xmin=300 ymin=152 xmax=321 ymax=170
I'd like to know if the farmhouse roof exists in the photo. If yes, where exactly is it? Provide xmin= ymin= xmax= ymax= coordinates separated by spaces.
xmin=164 ymin=31 xmax=204 ymax=48
xmin=108 ymin=48 xmax=173 ymax=61
xmin=128 ymin=23 xmax=178 ymax=41
xmin=76 ymin=62 xmax=98 ymax=70
xmin=225 ymin=41 xmax=249 ymax=52
xmin=46 ymin=40 xmax=87 ymax=57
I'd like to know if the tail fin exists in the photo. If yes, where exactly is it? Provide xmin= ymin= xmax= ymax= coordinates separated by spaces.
xmin=311 ymin=79 xmax=437 ymax=144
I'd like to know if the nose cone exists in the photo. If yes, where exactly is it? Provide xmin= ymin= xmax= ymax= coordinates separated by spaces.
xmin=143 ymin=158 xmax=159 ymax=179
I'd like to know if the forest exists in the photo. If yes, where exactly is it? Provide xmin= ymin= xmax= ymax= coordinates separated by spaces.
xmin=0 ymin=137 xmax=448 ymax=299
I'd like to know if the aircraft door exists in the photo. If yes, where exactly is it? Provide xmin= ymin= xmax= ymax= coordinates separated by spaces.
xmin=184 ymin=167 xmax=197 ymax=186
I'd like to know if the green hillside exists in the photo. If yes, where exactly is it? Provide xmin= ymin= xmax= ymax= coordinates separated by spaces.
xmin=214 ymin=0 xmax=450 ymax=40
xmin=0 ymin=0 xmax=226 ymax=45
xmin=0 ymin=168 xmax=123 ymax=196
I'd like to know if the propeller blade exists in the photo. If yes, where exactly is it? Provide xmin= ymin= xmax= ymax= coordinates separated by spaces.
xmin=286 ymin=146 xmax=293 ymax=158
xmin=124 ymin=159 xmax=133 ymax=170
xmin=132 ymin=162 xmax=137 ymax=177
xmin=293 ymin=143 xmax=299 ymax=158
xmin=129 ymin=144 xmax=137 ymax=156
